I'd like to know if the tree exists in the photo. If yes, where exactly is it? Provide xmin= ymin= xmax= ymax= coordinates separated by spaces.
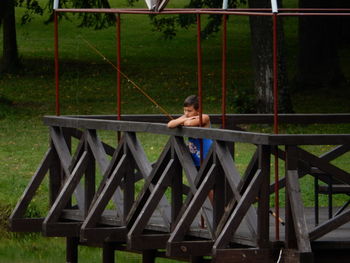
xmin=0 ymin=0 xmax=20 ymax=73
xmin=248 ymin=0 xmax=292 ymax=113
xmin=296 ymin=0 xmax=347 ymax=90
xmin=0 ymin=0 xmax=114 ymax=73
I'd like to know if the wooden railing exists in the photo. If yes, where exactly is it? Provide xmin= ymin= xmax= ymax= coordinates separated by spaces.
xmin=10 ymin=114 xmax=350 ymax=263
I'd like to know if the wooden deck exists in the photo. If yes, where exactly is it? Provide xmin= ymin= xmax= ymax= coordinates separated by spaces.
xmin=9 ymin=114 xmax=350 ymax=263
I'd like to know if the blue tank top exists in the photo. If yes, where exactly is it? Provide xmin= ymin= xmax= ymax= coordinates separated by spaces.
xmin=188 ymin=137 xmax=213 ymax=167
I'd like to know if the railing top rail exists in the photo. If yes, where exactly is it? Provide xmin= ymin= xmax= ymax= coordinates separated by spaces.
xmin=44 ymin=115 xmax=350 ymax=145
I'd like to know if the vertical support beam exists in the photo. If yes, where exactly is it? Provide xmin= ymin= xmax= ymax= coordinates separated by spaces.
xmin=124 ymin=142 xmax=135 ymax=222
xmin=285 ymin=145 xmax=312 ymax=258
xmin=49 ymin=143 xmax=61 ymax=206
xmin=66 ymin=237 xmax=79 ymax=263
xmin=257 ymin=145 xmax=271 ymax=248
xmin=171 ymin=146 xmax=183 ymax=226
xmin=102 ymin=242 xmax=115 ymax=263
xmin=54 ymin=11 xmax=60 ymax=116
xmin=213 ymin=164 xmax=225 ymax=231
xmin=84 ymin=136 xmax=95 ymax=217
xmin=314 ymin=175 xmax=319 ymax=226
xmin=285 ymin=145 xmax=298 ymax=249
xmin=63 ymin=128 xmax=72 ymax=209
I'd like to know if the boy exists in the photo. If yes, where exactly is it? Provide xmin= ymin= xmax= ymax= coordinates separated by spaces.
xmin=167 ymin=95 xmax=212 ymax=168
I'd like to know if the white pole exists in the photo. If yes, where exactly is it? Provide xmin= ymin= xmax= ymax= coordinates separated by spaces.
xmin=271 ymin=0 xmax=278 ymax=13
xmin=222 ymin=0 xmax=228 ymax=10
xmin=53 ymin=0 xmax=59 ymax=10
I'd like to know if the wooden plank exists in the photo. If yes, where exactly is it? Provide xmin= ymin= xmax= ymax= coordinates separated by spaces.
xmin=44 ymin=222 xmax=82 ymax=237
xmin=172 ymin=136 xmax=214 ymax=233
xmin=214 ymin=248 xmax=276 ymax=263
xmin=213 ymin=165 xmax=225 ymax=230
xmin=125 ymin=132 xmax=152 ymax=177
xmin=9 ymin=218 xmax=44 ymax=232
xmin=167 ymin=164 xmax=216 ymax=246
xmin=84 ymin=146 xmax=96 ymax=217
xmin=269 ymin=134 xmax=350 ymax=146
xmin=126 ymin=139 xmax=172 ymax=228
xmin=309 ymin=209 xmax=350 ymax=241
xmin=48 ymin=113 xmax=350 ymax=125
xmin=215 ymin=141 xmax=257 ymax=240
xmin=10 ymin=148 xmax=53 ymax=219
xmin=319 ymin=144 xmax=350 ymax=162
xmin=286 ymin=169 xmax=312 ymax=253
xmin=238 ymin=148 xmax=259 ymax=193
xmin=50 ymin=126 xmax=72 ymax=176
xmin=297 ymin=147 xmax=350 ymax=185
xmin=81 ymin=227 xmax=127 ymax=242
xmin=281 ymin=249 xmax=314 ymax=263
xmin=82 ymin=154 xmax=127 ymax=228
xmin=92 ymin=135 xmax=125 ymax=202
xmin=49 ymin=144 xmax=61 ymax=205
xmin=123 ymin=147 xmax=136 ymax=222
xmin=87 ymin=129 xmax=124 ymax=217
xmin=257 ymin=145 xmax=271 ymax=248
xmin=43 ymin=116 xmax=270 ymax=144
xmin=127 ymin=159 xmax=174 ymax=244
xmin=171 ymin=154 xmax=183 ymax=225
xmin=129 ymin=234 xmax=170 ymax=250
xmin=167 ymin=241 xmax=214 ymax=257
xmin=86 ymin=129 xmax=109 ymax=173
xmin=213 ymin=169 xmax=262 ymax=251
xmin=43 ymin=151 xmax=89 ymax=224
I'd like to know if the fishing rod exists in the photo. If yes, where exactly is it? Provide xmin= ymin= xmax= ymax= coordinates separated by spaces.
xmin=79 ymin=36 xmax=174 ymax=120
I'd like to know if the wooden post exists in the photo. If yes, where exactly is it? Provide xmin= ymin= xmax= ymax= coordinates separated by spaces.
xmin=66 ymin=237 xmax=79 ymax=263
xmin=142 ymin=250 xmax=156 ymax=263
xmin=102 ymin=242 xmax=115 ymax=263
xmin=257 ymin=145 xmax=271 ymax=248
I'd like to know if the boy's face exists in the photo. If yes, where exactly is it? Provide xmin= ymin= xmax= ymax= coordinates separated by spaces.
xmin=183 ymin=106 xmax=199 ymax=118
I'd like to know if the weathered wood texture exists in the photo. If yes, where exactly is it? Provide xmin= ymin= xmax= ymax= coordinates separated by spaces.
xmin=9 ymin=115 xmax=350 ymax=263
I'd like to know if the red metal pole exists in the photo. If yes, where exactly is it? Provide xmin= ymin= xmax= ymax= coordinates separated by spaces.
xmin=273 ymin=12 xmax=279 ymax=240
xmin=54 ymin=11 xmax=60 ymax=116
xmin=221 ymin=14 xmax=227 ymax=129
xmin=197 ymin=14 xmax=203 ymax=127
xmin=116 ymin=14 xmax=121 ymax=121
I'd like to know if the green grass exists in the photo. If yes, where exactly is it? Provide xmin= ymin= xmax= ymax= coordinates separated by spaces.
xmin=1 ymin=1 xmax=350 ymax=262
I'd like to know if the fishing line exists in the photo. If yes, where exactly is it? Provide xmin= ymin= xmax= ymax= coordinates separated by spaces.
xmin=79 ymin=35 xmax=174 ymax=120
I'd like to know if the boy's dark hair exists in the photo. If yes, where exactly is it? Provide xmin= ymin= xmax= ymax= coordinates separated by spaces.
xmin=183 ymin=95 xmax=199 ymax=110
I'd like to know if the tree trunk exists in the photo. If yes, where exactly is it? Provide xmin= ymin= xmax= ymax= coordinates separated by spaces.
xmin=1 ymin=0 xmax=20 ymax=73
xmin=248 ymin=0 xmax=292 ymax=113
xmin=296 ymin=0 xmax=344 ymax=89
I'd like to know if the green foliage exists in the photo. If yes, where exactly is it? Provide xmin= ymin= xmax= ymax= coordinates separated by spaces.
xmin=17 ymin=0 xmax=44 ymax=24
xmin=130 ymin=0 xmax=246 ymax=39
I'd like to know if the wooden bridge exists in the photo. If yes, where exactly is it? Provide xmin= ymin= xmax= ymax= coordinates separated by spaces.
xmin=9 ymin=114 xmax=350 ymax=263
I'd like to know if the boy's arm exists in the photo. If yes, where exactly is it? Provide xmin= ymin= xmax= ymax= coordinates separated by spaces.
xmin=167 ymin=115 xmax=187 ymax=128
xmin=183 ymin=114 xmax=210 ymax=127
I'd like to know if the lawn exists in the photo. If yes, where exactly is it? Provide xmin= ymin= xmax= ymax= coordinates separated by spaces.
xmin=1 ymin=1 xmax=350 ymax=262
